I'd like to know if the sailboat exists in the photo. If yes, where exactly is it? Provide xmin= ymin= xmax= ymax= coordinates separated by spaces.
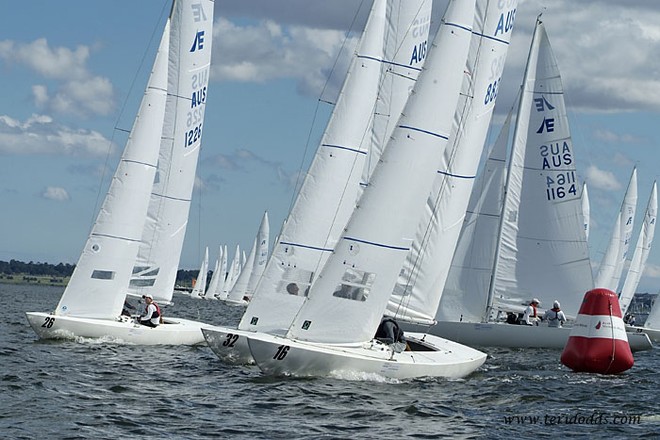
xmin=431 ymin=19 xmax=651 ymax=351
xmin=620 ymin=182 xmax=659 ymax=342
xmin=203 ymin=0 xmax=434 ymax=365
xmin=222 ymin=211 xmax=269 ymax=305
xmin=246 ymin=0 xmax=484 ymax=380
xmin=205 ymin=246 xmax=224 ymax=300
xmin=26 ymin=0 xmax=215 ymax=345
xmin=190 ymin=247 xmax=209 ymax=299
xmin=594 ymin=167 xmax=638 ymax=291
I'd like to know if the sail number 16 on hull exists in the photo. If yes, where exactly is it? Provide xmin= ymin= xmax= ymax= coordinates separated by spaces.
xmin=546 ymin=171 xmax=576 ymax=201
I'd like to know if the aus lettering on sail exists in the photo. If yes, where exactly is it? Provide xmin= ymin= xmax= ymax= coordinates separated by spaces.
xmin=409 ymin=12 xmax=431 ymax=65
xmin=532 ymin=85 xmax=578 ymax=202
xmin=484 ymin=2 xmax=517 ymax=105
xmin=184 ymin=2 xmax=210 ymax=149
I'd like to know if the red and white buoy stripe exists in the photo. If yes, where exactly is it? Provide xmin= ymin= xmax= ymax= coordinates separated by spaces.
xmin=560 ymin=288 xmax=634 ymax=374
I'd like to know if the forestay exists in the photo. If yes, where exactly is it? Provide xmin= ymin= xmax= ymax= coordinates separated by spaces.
xmin=286 ymin=0 xmax=474 ymax=344
xmin=387 ymin=0 xmax=518 ymax=324
xmin=128 ymin=0 xmax=214 ymax=303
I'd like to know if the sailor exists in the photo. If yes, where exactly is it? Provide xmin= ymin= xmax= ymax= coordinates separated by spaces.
xmin=137 ymin=294 xmax=161 ymax=327
xmin=375 ymin=317 xmax=408 ymax=352
xmin=521 ymin=298 xmax=541 ymax=326
xmin=544 ymin=300 xmax=567 ymax=328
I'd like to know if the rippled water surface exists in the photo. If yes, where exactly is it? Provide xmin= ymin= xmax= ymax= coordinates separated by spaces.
xmin=1 ymin=284 xmax=658 ymax=439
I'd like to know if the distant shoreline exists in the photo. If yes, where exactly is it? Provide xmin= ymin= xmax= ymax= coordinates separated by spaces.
xmin=0 ymin=274 xmax=69 ymax=287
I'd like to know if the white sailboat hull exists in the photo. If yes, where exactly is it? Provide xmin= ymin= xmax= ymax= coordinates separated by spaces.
xmin=430 ymin=321 xmax=653 ymax=352
xmin=26 ymin=312 xmax=208 ymax=345
xmin=627 ymin=325 xmax=660 ymax=343
xmin=202 ymin=326 xmax=254 ymax=364
xmin=247 ymin=332 xmax=486 ymax=380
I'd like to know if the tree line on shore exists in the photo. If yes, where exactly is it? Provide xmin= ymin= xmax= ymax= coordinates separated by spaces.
xmin=0 ymin=259 xmax=199 ymax=285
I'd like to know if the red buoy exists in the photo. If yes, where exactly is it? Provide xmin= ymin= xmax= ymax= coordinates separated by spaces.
xmin=560 ymin=288 xmax=634 ymax=374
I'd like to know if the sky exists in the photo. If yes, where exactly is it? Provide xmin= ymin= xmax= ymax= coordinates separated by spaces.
xmin=1 ymin=0 xmax=660 ymax=293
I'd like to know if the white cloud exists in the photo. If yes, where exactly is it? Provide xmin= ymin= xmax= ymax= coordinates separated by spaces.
xmin=41 ymin=186 xmax=70 ymax=202
xmin=643 ymin=263 xmax=660 ymax=279
xmin=501 ymin=0 xmax=660 ymax=113
xmin=212 ymin=17 xmax=354 ymax=98
xmin=585 ymin=165 xmax=622 ymax=191
xmin=0 ymin=38 xmax=115 ymax=117
xmin=0 ymin=113 xmax=116 ymax=156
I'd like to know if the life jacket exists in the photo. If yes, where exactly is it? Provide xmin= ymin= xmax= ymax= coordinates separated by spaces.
xmin=548 ymin=307 xmax=561 ymax=320
xmin=152 ymin=301 xmax=164 ymax=324
xmin=531 ymin=304 xmax=538 ymax=317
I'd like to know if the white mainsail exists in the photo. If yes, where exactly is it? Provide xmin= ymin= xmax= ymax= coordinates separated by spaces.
xmin=206 ymin=245 xmax=224 ymax=299
xmin=285 ymin=0 xmax=474 ymax=344
xmin=619 ymin=181 xmax=657 ymax=315
xmin=128 ymin=0 xmax=214 ymax=303
xmin=190 ymin=246 xmax=209 ymax=299
xmin=487 ymin=19 xmax=592 ymax=318
xmin=55 ymin=20 xmax=170 ymax=319
xmin=594 ymin=167 xmax=638 ymax=291
xmin=245 ymin=211 xmax=270 ymax=299
xmin=438 ymin=18 xmax=592 ymax=322
xmin=239 ymin=0 xmax=432 ymax=334
xmin=386 ymin=0 xmax=518 ymax=324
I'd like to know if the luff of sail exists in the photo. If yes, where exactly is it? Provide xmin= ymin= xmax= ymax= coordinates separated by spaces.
xmin=128 ymin=0 xmax=214 ymax=303
xmin=619 ymin=181 xmax=657 ymax=314
xmin=387 ymin=0 xmax=519 ymax=324
xmin=55 ymin=20 xmax=170 ymax=319
xmin=286 ymin=0 xmax=475 ymax=345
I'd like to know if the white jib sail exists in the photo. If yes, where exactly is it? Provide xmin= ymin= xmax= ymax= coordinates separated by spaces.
xmin=287 ymin=0 xmax=475 ymax=345
xmin=436 ymin=110 xmax=512 ymax=323
xmin=55 ymin=20 xmax=170 ymax=319
xmin=619 ymin=181 xmax=657 ymax=314
xmin=128 ymin=0 xmax=214 ymax=304
xmin=387 ymin=0 xmax=519 ymax=324
xmin=594 ymin=167 xmax=638 ymax=291
xmin=238 ymin=0 xmax=390 ymax=333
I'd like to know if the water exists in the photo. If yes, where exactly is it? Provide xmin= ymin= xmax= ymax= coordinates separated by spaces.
xmin=2 ymin=284 xmax=658 ymax=439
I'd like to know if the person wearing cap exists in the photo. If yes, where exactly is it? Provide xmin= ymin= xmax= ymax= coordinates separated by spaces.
xmin=137 ymin=294 xmax=162 ymax=327
xmin=544 ymin=300 xmax=567 ymax=328
xmin=521 ymin=298 xmax=541 ymax=326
